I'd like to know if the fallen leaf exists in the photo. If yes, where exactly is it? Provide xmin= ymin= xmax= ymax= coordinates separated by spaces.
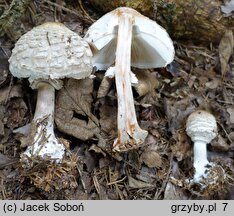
xmin=229 ymin=132 xmax=234 ymax=141
xmin=164 ymin=97 xmax=196 ymax=133
xmin=0 ymin=85 xmax=23 ymax=104
xmin=0 ymin=105 xmax=5 ymax=136
xmin=136 ymin=166 xmax=157 ymax=183
xmin=211 ymin=135 xmax=230 ymax=151
xmin=164 ymin=160 xmax=188 ymax=200
xmin=140 ymin=150 xmax=162 ymax=168
xmin=97 ymin=76 xmax=113 ymax=98
xmin=132 ymin=69 xmax=159 ymax=97
xmin=84 ymin=150 xmax=96 ymax=172
xmin=89 ymin=144 xmax=106 ymax=157
xmin=55 ymin=78 xmax=100 ymax=140
xmin=164 ymin=182 xmax=188 ymax=200
xmin=166 ymin=61 xmax=181 ymax=77
xmin=0 ymin=153 xmax=18 ymax=169
xmin=227 ymin=107 xmax=234 ymax=124
xmin=218 ymin=30 xmax=234 ymax=77
xmin=172 ymin=129 xmax=191 ymax=161
xmin=99 ymin=105 xmax=117 ymax=135
xmin=99 ymin=157 xmax=111 ymax=169
xmin=128 ymin=176 xmax=154 ymax=188
xmin=0 ymin=48 xmax=9 ymax=87
xmin=6 ymin=98 xmax=28 ymax=129
xmin=221 ymin=0 xmax=234 ymax=15
xmin=205 ymin=78 xmax=220 ymax=89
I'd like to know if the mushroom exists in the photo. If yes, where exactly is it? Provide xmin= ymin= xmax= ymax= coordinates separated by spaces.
xmin=186 ymin=110 xmax=218 ymax=182
xmin=85 ymin=7 xmax=174 ymax=152
xmin=9 ymin=22 xmax=93 ymax=161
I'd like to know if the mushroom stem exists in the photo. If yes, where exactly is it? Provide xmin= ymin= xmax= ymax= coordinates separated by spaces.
xmin=113 ymin=13 xmax=148 ymax=151
xmin=22 ymin=82 xmax=65 ymax=161
xmin=33 ymin=82 xmax=55 ymax=123
xmin=193 ymin=141 xmax=209 ymax=181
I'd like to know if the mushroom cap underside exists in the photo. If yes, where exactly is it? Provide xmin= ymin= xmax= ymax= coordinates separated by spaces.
xmin=90 ymin=30 xmax=174 ymax=70
xmin=84 ymin=7 xmax=174 ymax=70
xmin=9 ymin=22 xmax=93 ymax=81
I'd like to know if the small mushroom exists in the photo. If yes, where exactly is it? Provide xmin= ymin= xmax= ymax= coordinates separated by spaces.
xmin=186 ymin=110 xmax=218 ymax=182
xmin=85 ymin=7 xmax=174 ymax=152
xmin=9 ymin=22 xmax=93 ymax=162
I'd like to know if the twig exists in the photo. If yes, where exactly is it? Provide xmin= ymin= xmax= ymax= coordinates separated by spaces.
xmin=154 ymin=153 xmax=173 ymax=199
xmin=93 ymin=169 xmax=101 ymax=194
xmin=107 ymin=176 xmax=127 ymax=186
xmin=38 ymin=0 xmax=93 ymax=24
xmin=4 ymin=75 xmax=13 ymax=105
xmin=216 ymin=99 xmax=233 ymax=105
xmin=0 ymin=178 xmax=6 ymax=200
xmin=217 ymin=122 xmax=233 ymax=143
xmin=78 ymin=0 xmax=95 ymax=22
xmin=76 ymin=164 xmax=88 ymax=193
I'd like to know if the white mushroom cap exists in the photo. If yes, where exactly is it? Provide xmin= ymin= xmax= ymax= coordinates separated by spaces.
xmin=85 ymin=7 xmax=174 ymax=70
xmin=186 ymin=110 xmax=218 ymax=144
xmin=9 ymin=22 xmax=93 ymax=89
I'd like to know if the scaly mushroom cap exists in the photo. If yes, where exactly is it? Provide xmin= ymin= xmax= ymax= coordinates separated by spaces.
xmin=9 ymin=22 xmax=93 ymax=89
xmin=186 ymin=110 xmax=218 ymax=144
xmin=85 ymin=7 xmax=174 ymax=70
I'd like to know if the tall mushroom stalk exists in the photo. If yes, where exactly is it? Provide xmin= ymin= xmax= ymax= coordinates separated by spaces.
xmin=23 ymin=82 xmax=65 ymax=161
xmin=9 ymin=22 xmax=93 ymax=162
xmin=84 ymin=7 xmax=174 ymax=152
xmin=113 ymin=12 xmax=148 ymax=151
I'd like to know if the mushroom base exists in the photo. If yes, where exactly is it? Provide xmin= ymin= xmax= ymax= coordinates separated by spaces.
xmin=188 ymin=163 xmax=227 ymax=193
xmin=21 ymin=116 xmax=65 ymax=163
xmin=113 ymin=127 xmax=148 ymax=152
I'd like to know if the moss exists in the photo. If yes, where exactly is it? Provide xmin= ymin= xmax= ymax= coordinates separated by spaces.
xmin=0 ymin=0 xmax=32 ymax=36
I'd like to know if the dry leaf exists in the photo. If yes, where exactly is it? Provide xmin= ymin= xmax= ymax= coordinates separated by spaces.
xmin=172 ymin=130 xmax=191 ymax=161
xmin=84 ymin=150 xmax=96 ymax=172
xmin=218 ymin=30 xmax=234 ymax=77
xmin=0 ymin=153 xmax=18 ymax=169
xmin=97 ymin=76 xmax=113 ymax=98
xmin=6 ymin=98 xmax=27 ymax=129
xmin=164 ymin=160 xmax=188 ymax=200
xmin=221 ymin=0 xmax=234 ymax=14
xmin=0 ymin=105 xmax=5 ymax=136
xmin=0 ymin=85 xmax=23 ymax=104
xmin=136 ymin=166 xmax=157 ymax=184
xmin=164 ymin=97 xmax=195 ymax=133
xmin=164 ymin=182 xmax=187 ymax=200
xmin=89 ymin=144 xmax=106 ymax=157
xmin=55 ymin=78 xmax=100 ymax=140
xmin=140 ymin=150 xmax=162 ymax=168
xmin=229 ymin=132 xmax=234 ymax=141
xmin=133 ymin=69 xmax=159 ymax=97
xmin=99 ymin=105 xmax=117 ymax=134
xmin=227 ymin=107 xmax=234 ymax=124
xmin=0 ymin=48 xmax=9 ymax=87
xmin=128 ymin=176 xmax=154 ymax=188
xmin=211 ymin=135 xmax=229 ymax=151
xmin=205 ymin=78 xmax=220 ymax=89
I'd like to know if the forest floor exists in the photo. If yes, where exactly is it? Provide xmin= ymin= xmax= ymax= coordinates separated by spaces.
xmin=0 ymin=0 xmax=233 ymax=200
